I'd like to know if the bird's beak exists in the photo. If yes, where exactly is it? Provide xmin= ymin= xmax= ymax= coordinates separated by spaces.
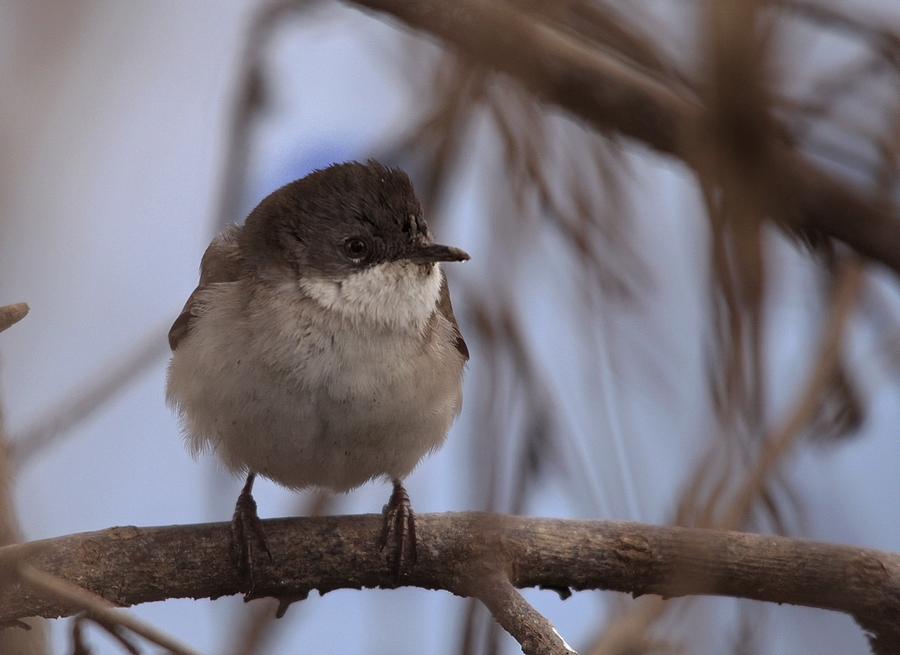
xmin=404 ymin=243 xmax=470 ymax=264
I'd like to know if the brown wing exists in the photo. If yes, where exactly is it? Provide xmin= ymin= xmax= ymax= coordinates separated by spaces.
xmin=168 ymin=224 xmax=244 ymax=351
xmin=437 ymin=271 xmax=469 ymax=361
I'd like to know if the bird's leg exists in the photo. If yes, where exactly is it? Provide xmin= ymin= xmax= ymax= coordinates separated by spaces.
xmin=231 ymin=472 xmax=272 ymax=591
xmin=379 ymin=479 xmax=417 ymax=576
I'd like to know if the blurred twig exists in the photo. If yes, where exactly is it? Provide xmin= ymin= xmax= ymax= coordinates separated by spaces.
xmin=71 ymin=615 xmax=141 ymax=655
xmin=17 ymin=564 xmax=205 ymax=655
xmin=0 ymin=304 xmax=29 ymax=334
xmin=211 ymin=0 xmax=322 ymax=231
xmin=720 ymin=256 xmax=863 ymax=531
xmin=10 ymin=322 xmax=171 ymax=469
xmin=508 ymin=0 xmax=681 ymax=85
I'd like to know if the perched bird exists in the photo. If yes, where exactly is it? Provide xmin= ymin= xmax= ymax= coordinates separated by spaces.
xmin=166 ymin=160 xmax=469 ymax=581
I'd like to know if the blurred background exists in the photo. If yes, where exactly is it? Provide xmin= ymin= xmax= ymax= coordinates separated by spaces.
xmin=2 ymin=1 xmax=900 ymax=653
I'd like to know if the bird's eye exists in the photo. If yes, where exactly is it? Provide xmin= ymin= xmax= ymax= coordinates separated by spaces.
xmin=344 ymin=237 xmax=368 ymax=261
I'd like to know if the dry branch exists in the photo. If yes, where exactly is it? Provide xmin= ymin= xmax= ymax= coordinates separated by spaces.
xmin=341 ymin=0 xmax=900 ymax=276
xmin=463 ymin=570 xmax=576 ymax=655
xmin=1 ymin=514 xmax=899 ymax=654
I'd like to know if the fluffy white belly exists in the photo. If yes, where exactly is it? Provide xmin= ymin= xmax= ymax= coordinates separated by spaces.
xmin=166 ymin=281 xmax=463 ymax=492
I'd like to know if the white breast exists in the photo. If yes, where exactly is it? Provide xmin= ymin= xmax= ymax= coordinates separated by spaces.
xmin=299 ymin=260 xmax=443 ymax=329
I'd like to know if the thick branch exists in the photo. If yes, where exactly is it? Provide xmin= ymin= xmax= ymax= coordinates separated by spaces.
xmin=341 ymin=0 xmax=900 ymax=275
xmin=2 ymin=514 xmax=899 ymax=653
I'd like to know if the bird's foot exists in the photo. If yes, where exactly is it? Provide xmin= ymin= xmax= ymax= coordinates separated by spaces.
xmin=379 ymin=480 xmax=417 ymax=578
xmin=231 ymin=473 xmax=272 ymax=593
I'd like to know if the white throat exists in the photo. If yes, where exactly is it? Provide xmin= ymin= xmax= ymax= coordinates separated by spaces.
xmin=299 ymin=261 xmax=442 ymax=330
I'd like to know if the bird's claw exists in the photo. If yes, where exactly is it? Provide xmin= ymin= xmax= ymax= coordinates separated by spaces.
xmin=231 ymin=473 xmax=272 ymax=594
xmin=379 ymin=480 xmax=417 ymax=578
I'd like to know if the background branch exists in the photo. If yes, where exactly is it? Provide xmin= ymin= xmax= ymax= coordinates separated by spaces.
xmin=16 ymin=564 xmax=204 ymax=655
xmin=0 ymin=304 xmax=28 ymax=335
xmin=343 ymin=0 xmax=900 ymax=275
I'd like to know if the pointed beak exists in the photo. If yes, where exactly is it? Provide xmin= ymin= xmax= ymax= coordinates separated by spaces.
xmin=404 ymin=243 xmax=470 ymax=264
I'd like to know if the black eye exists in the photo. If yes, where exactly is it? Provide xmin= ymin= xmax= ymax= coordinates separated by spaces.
xmin=344 ymin=237 xmax=368 ymax=261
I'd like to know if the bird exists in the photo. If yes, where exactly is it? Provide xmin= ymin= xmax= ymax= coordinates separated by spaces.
xmin=165 ymin=160 xmax=469 ymax=584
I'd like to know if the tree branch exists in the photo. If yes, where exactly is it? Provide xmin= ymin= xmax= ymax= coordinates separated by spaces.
xmin=462 ymin=569 xmax=576 ymax=655
xmin=340 ymin=0 xmax=900 ymax=276
xmin=2 ymin=514 xmax=899 ymax=654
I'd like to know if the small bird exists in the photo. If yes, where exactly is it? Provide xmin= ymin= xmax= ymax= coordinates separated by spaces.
xmin=166 ymin=160 xmax=468 ymax=581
